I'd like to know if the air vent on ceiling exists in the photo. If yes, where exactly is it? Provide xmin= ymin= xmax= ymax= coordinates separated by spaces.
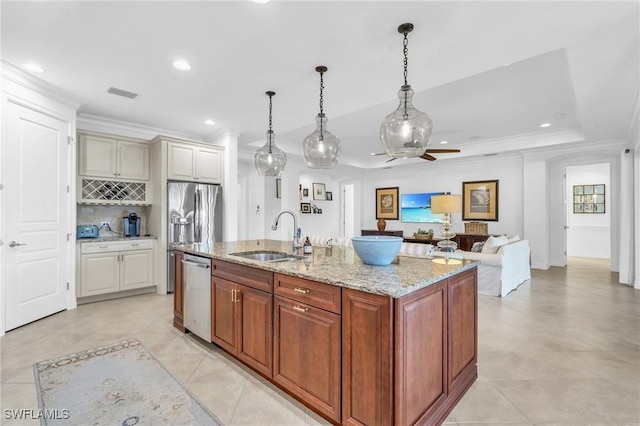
xmin=107 ymin=87 xmax=139 ymax=99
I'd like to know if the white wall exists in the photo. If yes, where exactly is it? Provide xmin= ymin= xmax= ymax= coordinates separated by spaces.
xmin=566 ymin=163 xmax=611 ymax=258
xmin=298 ymin=173 xmax=341 ymax=237
xmin=360 ymin=155 xmax=525 ymax=238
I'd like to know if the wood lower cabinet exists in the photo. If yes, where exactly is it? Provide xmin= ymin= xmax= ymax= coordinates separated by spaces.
xmin=273 ymin=274 xmax=342 ymax=423
xmin=212 ymin=260 xmax=274 ymax=378
xmin=173 ymin=251 xmax=185 ymax=331
xmin=79 ymin=240 xmax=154 ymax=298
xmin=174 ymin=252 xmax=478 ymax=426
xmin=361 ymin=229 xmax=404 ymax=237
xmin=342 ymin=267 xmax=478 ymax=426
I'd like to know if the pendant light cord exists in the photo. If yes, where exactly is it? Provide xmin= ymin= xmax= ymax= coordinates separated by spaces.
xmin=267 ymin=92 xmax=274 ymax=153
xmin=403 ymin=29 xmax=409 ymax=86
xmin=319 ymin=69 xmax=325 ymax=140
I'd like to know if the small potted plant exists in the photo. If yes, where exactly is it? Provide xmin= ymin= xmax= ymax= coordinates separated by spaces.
xmin=413 ymin=228 xmax=434 ymax=240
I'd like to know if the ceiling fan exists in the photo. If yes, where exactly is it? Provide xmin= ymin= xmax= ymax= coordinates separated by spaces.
xmin=370 ymin=148 xmax=461 ymax=162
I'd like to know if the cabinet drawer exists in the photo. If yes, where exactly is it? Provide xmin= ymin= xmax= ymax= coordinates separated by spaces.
xmin=81 ymin=239 xmax=154 ymax=254
xmin=212 ymin=260 xmax=273 ymax=292
xmin=274 ymin=274 xmax=341 ymax=314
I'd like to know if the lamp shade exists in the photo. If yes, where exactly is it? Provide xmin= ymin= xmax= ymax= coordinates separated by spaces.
xmin=431 ymin=194 xmax=462 ymax=214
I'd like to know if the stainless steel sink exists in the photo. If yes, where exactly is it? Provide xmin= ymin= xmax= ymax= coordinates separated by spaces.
xmin=229 ymin=251 xmax=301 ymax=262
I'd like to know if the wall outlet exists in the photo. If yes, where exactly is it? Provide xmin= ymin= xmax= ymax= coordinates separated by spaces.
xmin=101 ymin=221 xmax=110 ymax=228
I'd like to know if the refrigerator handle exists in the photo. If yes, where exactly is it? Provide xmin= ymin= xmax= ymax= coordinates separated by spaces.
xmin=194 ymin=189 xmax=201 ymax=243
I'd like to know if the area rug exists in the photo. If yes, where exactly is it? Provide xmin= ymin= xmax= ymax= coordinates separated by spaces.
xmin=33 ymin=338 xmax=222 ymax=425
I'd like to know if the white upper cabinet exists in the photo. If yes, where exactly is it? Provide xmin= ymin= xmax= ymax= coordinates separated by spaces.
xmin=168 ymin=142 xmax=222 ymax=184
xmin=79 ymin=131 xmax=149 ymax=180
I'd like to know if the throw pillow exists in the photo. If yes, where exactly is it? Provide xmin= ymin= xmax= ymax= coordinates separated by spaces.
xmin=481 ymin=235 xmax=510 ymax=254
xmin=471 ymin=241 xmax=485 ymax=252
xmin=508 ymin=234 xmax=521 ymax=243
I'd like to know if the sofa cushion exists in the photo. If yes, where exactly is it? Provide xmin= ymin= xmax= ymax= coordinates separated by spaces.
xmin=481 ymin=235 xmax=509 ymax=254
xmin=471 ymin=241 xmax=485 ymax=252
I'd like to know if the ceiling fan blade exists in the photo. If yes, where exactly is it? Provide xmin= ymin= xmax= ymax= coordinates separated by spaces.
xmin=420 ymin=153 xmax=438 ymax=161
xmin=424 ymin=149 xmax=461 ymax=153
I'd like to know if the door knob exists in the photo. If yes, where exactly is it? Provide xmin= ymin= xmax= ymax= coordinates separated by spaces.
xmin=8 ymin=241 xmax=27 ymax=248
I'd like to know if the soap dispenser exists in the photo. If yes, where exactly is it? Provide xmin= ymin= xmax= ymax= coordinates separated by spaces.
xmin=303 ymin=236 xmax=313 ymax=254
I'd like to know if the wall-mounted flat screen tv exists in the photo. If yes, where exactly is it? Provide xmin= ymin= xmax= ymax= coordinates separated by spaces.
xmin=401 ymin=192 xmax=445 ymax=223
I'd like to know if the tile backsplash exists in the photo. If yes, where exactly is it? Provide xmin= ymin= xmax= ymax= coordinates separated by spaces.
xmin=77 ymin=205 xmax=150 ymax=236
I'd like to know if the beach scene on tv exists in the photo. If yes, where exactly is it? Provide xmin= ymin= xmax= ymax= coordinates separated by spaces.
xmin=401 ymin=192 xmax=445 ymax=223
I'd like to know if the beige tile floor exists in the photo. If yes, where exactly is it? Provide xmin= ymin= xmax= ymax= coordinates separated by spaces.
xmin=1 ymin=257 xmax=639 ymax=425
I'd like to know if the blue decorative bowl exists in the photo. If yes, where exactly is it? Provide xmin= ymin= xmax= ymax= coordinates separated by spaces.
xmin=351 ymin=236 xmax=403 ymax=266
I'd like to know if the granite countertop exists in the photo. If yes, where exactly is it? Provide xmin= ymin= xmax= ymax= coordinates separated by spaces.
xmin=77 ymin=235 xmax=157 ymax=243
xmin=173 ymin=239 xmax=478 ymax=298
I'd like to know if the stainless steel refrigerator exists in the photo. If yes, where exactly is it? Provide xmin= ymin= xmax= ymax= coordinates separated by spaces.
xmin=167 ymin=181 xmax=222 ymax=293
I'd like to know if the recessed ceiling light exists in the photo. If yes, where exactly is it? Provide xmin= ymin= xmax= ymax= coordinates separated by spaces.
xmin=540 ymin=123 xmax=551 ymax=128
xmin=204 ymin=119 xmax=216 ymax=126
xmin=23 ymin=63 xmax=45 ymax=73
xmin=440 ymin=140 xmax=448 ymax=145
xmin=172 ymin=60 xmax=191 ymax=71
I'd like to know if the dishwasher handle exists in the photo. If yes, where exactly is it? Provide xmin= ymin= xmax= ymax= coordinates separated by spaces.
xmin=181 ymin=259 xmax=211 ymax=269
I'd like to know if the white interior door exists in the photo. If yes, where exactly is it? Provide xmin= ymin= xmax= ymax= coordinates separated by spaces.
xmin=4 ymin=102 xmax=70 ymax=331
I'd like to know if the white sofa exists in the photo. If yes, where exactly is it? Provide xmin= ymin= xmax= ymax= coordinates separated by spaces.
xmin=458 ymin=239 xmax=531 ymax=297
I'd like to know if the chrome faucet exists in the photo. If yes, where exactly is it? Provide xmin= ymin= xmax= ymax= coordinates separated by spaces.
xmin=271 ymin=209 xmax=302 ymax=251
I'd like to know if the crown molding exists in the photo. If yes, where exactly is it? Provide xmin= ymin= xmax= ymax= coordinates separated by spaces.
xmin=1 ymin=60 xmax=84 ymax=109
xmin=77 ymin=114 xmax=204 ymax=141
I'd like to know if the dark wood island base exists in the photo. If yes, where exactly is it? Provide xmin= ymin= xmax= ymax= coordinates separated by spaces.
xmin=173 ymin=241 xmax=477 ymax=426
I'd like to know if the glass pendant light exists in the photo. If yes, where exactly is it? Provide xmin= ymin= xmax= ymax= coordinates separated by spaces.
xmin=302 ymin=66 xmax=341 ymax=169
xmin=380 ymin=23 xmax=433 ymax=159
xmin=254 ymin=91 xmax=287 ymax=176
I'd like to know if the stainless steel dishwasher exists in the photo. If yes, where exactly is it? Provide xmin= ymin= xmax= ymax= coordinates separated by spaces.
xmin=182 ymin=254 xmax=212 ymax=341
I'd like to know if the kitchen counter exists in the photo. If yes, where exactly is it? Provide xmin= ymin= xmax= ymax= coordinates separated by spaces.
xmin=173 ymin=239 xmax=477 ymax=298
xmin=77 ymin=235 xmax=156 ymax=243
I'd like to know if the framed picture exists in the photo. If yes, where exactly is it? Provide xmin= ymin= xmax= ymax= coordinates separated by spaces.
xmin=317 ymin=208 xmax=323 ymax=214
xmin=462 ymin=180 xmax=499 ymax=221
xmin=313 ymin=183 xmax=326 ymax=200
xmin=300 ymin=202 xmax=311 ymax=214
xmin=276 ymin=178 xmax=282 ymax=199
xmin=303 ymin=188 xmax=309 ymax=197
xmin=376 ymin=187 xmax=399 ymax=220
xmin=573 ymin=184 xmax=605 ymax=213
xmin=326 ymin=191 xmax=333 ymax=201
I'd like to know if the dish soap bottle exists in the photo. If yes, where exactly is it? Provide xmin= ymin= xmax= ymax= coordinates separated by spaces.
xmin=303 ymin=236 xmax=313 ymax=254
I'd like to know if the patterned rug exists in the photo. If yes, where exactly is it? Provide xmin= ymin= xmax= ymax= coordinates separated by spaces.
xmin=33 ymin=338 xmax=222 ymax=425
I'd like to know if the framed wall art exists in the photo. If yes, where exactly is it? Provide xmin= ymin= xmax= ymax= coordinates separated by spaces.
xmin=573 ymin=184 xmax=605 ymax=213
xmin=313 ymin=183 xmax=326 ymax=200
xmin=300 ymin=202 xmax=311 ymax=214
xmin=376 ymin=187 xmax=399 ymax=220
xmin=326 ymin=191 xmax=333 ymax=201
xmin=462 ymin=180 xmax=499 ymax=221
xmin=303 ymin=188 xmax=309 ymax=197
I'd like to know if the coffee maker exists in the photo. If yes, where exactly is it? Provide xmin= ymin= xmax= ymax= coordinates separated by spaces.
xmin=123 ymin=212 xmax=141 ymax=237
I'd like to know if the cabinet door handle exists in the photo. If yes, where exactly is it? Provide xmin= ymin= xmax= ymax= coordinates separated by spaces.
xmin=294 ymin=287 xmax=310 ymax=294
xmin=293 ymin=306 xmax=308 ymax=313
xmin=231 ymin=289 xmax=235 ymax=303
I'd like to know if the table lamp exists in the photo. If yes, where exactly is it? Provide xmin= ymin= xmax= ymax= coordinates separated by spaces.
xmin=431 ymin=194 xmax=462 ymax=264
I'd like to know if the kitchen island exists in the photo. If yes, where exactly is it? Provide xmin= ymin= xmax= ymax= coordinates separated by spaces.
xmin=173 ymin=239 xmax=478 ymax=426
